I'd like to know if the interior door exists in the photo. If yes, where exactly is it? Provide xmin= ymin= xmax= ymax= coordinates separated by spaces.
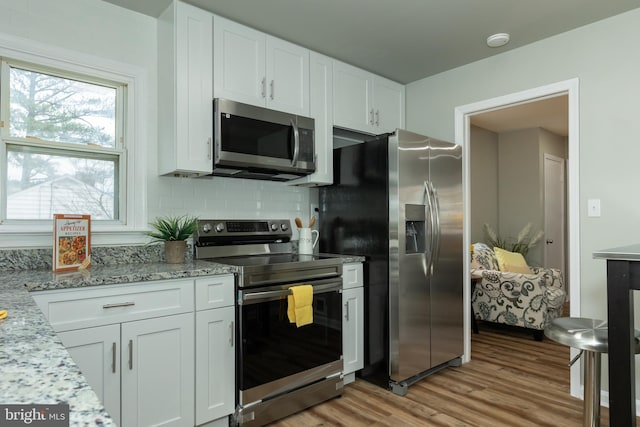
xmin=544 ymin=153 xmax=566 ymax=291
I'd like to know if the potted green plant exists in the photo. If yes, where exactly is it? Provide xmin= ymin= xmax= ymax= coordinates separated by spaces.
xmin=145 ymin=215 xmax=198 ymax=264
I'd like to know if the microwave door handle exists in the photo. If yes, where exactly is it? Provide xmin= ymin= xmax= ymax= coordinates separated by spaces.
xmin=290 ymin=118 xmax=300 ymax=166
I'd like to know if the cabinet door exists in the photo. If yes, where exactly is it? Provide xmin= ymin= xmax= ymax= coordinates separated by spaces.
xmin=195 ymin=306 xmax=235 ymax=425
xmin=288 ymin=51 xmax=332 ymax=186
xmin=121 ymin=313 xmax=195 ymax=427
xmin=333 ymin=60 xmax=373 ymax=134
xmin=175 ymin=1 xmax=214 ymax=173
xmin=214 ymin=15 xmax=266 ymax=107
xmin=58 ymin=325 xmax=121 ymax=425
xmin=342 ymin=262 xmax=364 ymax=290
xmin=265 ymin=36 xmax=309 ymax=116
xmin=342 ymin=287 xmax=364 ymax=375
xmin=373 ymin=75 xmax=405 ymax=133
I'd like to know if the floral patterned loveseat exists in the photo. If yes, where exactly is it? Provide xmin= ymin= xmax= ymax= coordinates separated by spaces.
xmin=471 ymin=242 xmax=566 ymax=340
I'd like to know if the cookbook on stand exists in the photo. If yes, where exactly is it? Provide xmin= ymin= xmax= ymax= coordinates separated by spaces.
xmin=53 ymin=214 xmax=91 ymax=272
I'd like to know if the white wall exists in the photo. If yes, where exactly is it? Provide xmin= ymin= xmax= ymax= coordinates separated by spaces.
xmin=469 ymin=125 xmax=498 ymax=244
xmin=0 ymin=0 xmax=315 ymax=245
xmin=407 ymin=7 xmax=640 ymax=392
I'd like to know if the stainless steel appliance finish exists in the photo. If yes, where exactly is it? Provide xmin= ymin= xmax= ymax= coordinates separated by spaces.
xmin=211 ymin=99 xmax=316 ymax=181
xmin=319 ymin=129 xmax=463 ymax=395
xmin=193 ymin=219 xmax=344 ymax=426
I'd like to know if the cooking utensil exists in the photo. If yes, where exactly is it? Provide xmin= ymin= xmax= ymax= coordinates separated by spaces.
xmin=308 ymin=216 xmax=316 ymax=228
xmin=295 ymin=217 xmax=303 ymax=228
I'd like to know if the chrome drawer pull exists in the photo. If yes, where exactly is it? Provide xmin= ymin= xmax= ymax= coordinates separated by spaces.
xmin=112 ymin=342 xmax=117 ymax=373
xmin=102 ymin=302 xmax=135 ymax=309
xmin=229 ymin=321 xmax=234 ymax=347
xmin=128 ymin=339 xmax=133 ymax=370
xmin=345 ymin=302 xmax=350 ymax=321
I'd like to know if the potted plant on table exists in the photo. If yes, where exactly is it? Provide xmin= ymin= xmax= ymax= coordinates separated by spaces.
xmin=145 ymin=215 xmax=198 ymax=264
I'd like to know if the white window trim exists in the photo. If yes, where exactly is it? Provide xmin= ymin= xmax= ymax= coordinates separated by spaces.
xmin=0 ymin=32 xmax=148 ymax=248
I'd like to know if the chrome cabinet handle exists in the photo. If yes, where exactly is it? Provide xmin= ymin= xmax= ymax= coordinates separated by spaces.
xmin=369 ymin=109 xmax=374 ymax=125
xmin=112 ymin=342 xmax=117 ymax=374
xmin=375 ymin=110 xmax=380 ymax=127
xmin=344 ymin=301 xmax=350 ymax=321
xmin=261 ymin=77 xmax=266 ymax=98
xmin=229 ymin=321 xmax=234 ymax=347
xmin=546 ymin=239 xmax=554 ymax=244
xmin=103 ymin=302 xmax=135 ymax=309
xmin=270 ymin=80 xmax=274 ymax=100
xmin=128 ymin=339 xmax=133 ymax=370
xmin=207 ymin=137 xmax=212 ymax=160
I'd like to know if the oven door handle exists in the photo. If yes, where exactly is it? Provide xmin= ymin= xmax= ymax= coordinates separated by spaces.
xmin=240 ymin=281 xmax=342 ymax=304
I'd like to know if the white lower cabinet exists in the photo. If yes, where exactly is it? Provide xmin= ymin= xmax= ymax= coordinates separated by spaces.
xmin=58 ymin=324 xmax=121 ymax=425
xmin=36 ymin=275 xmax=238 ymax=426
xmin=342 ymin=263 xmax=364 ymax=384
xmin=194 ymin=274 xmax=235 ymax=426
xmin=121 ymin=313 xmax=195 ymax=427
xmin=34 ymin=278 xmax=200 ymax=427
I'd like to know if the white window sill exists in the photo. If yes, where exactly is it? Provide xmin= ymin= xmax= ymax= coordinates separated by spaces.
xmin=0 ymin=224 xmax=150 ymax=248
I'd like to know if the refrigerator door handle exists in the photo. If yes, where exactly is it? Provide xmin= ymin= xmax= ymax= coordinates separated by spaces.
xmin=423 ymin=180 xmax=435 ymax=276
xmin=429 ymin=181 xmax=442 ymax=273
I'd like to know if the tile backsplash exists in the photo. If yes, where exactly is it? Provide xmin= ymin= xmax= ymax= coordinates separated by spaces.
xmin=150 ymin=175 xmax=318 ymax=233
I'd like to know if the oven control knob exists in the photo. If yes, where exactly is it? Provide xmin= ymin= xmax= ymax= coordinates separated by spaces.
xmin=202 ymin=223 xmax=212 ymax=233
xmin=215 ymin=222 xmax=225 ymax=232
xmin=270 ymin=223 xmax=278 ymax=232
xmin=280 ymin=222 xmax=288 ymax=232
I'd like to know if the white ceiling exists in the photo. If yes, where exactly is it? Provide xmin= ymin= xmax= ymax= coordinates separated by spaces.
xmin=471 ymin=95 xmax=569 ymax=136
xmin=102 ymin=0 xmax=640 ymax=84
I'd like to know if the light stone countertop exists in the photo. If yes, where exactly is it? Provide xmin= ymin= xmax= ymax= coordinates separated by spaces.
xmin=0 ymin=259 xmax=237 ymax=426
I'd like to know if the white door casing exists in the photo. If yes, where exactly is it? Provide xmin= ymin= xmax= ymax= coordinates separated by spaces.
xmin=455 ymin=78 xmax=580 ymax=398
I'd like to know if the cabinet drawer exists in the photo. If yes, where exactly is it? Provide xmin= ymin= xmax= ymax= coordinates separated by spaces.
xmin=195 ymin=274 xmax=235 ymax=311
xmin=32 ymin=279 xmax=194 ymax=332
xmin=342 ymin=263 xmax=363 ymax=290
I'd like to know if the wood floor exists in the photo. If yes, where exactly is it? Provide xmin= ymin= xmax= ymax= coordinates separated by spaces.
xmin=269 ymin=321 xmax=637 ymax=427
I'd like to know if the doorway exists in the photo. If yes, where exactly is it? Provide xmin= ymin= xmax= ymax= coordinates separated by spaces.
xmin=469 ymin=97 xmax=568 ymax=279
xmin=455 ymin=78 xmax=581 ymax=398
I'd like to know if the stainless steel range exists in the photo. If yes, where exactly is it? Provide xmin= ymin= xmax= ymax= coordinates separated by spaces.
xmin=193 ymin=219 xmax=344 ymax=427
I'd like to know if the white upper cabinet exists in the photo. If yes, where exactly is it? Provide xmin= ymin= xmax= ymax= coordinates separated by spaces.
xmin=214 ymin=15 xmax=310 ymax=116
xmin=373 ymin=75 xmax=405 ymax=133
xmin=158 ymin=1 xmax=213 ymax=176
xmin=288 ymin=51 xmax=333 ymax=187
xmin=213 ymin=16 xmax=265 ymax=106
xmin=333 ymin=60 xmax=405 ymax=134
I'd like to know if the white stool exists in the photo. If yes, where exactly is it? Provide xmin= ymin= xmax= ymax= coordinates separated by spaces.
xmin=544 ymin=317 xmax=640 ymax=427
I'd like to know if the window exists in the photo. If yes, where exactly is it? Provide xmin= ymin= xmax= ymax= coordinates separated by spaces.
xmin=1 ymin=60 xmax=126 ymax=222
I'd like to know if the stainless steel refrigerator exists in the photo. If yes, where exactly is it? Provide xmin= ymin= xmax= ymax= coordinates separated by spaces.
xmin=319 ymin=129 xmax=463 ymax=395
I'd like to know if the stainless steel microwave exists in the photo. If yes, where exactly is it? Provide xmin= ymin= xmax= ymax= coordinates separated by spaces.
xmin=211 ymin=98 xmax=316 ymax=181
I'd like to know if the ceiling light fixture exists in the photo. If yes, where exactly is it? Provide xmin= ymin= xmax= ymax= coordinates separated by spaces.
xmin=486 ymin=33 xmax=510 ymax=48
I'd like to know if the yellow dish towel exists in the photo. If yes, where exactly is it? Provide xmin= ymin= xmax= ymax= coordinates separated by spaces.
xmin=287 ymin=285 xmax=313 ymax=327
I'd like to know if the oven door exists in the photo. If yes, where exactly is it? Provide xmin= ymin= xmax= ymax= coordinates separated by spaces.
xmin=237 ymin=277 xmax=343 ymax=405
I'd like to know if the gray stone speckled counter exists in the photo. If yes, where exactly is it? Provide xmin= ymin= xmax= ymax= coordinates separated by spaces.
xmin=0 ymin=258 xmax=237 ymax=426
